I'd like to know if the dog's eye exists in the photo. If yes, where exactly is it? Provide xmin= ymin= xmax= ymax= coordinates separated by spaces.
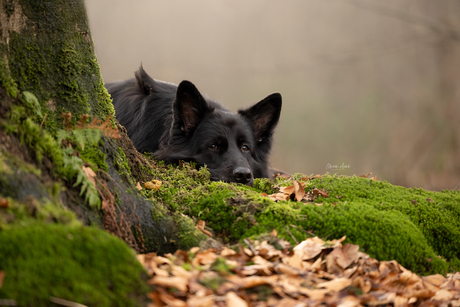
xmin=209 ymin=144 xmax=218 ymax=150
xmin=241 ymin=145 xmax=250 ymax=152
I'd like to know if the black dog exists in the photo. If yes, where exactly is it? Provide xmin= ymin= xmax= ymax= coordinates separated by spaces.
xmin=106 ymin=66 xmax=282 ymax=185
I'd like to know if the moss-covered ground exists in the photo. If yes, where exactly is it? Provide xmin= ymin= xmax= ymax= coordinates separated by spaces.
xmin=0 ymin=223 xmax=149 ymax=307
xmin=138 ymin=162 xmax=460 ymax=276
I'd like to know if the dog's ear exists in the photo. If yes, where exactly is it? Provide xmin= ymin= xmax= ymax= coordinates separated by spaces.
xmin=173 ymin=81 xmax=212 ymax=135
xmin=134 ymin=64 xmax=155 ymax=95
xmin=238 ymin=93 xmax=282 ymax=140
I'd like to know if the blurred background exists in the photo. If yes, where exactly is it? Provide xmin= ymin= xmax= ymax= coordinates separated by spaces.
xmin=86 ymin=0 xmax=460 ymax=191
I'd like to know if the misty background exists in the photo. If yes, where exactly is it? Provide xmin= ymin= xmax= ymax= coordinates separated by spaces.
xmin=86 ymin=0 xmax=460 ymax=191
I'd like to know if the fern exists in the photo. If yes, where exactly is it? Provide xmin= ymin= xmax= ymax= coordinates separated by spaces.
xmin=62 ymin=148 xmax=101 ymax=208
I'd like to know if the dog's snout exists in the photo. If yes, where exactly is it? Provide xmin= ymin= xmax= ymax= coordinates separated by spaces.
xmin=233 ymin=167 xmax=253 ymax=185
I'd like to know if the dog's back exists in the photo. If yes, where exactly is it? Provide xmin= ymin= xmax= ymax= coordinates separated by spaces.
xmin=105 ymin=69 xmax=177 ymax=153
xmin=106 ymin=68 xmax=224 ymax=153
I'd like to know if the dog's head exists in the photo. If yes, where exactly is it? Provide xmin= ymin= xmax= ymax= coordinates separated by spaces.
xmin=157 ymin=80 xmax=282 ymax=185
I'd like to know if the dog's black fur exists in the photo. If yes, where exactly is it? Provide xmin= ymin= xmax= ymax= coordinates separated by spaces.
xmin=106 ymin=66 xmax=282 ymax=185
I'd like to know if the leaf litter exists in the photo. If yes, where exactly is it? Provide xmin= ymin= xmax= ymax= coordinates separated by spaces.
xmin=137 ymin=234 xmax=460 ymax=306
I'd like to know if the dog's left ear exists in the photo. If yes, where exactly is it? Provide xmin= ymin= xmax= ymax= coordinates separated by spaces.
xmin=238 ymin=93 xmax=282 ymax=140
xmin=173 ymin=81 xmax=213 ymax=135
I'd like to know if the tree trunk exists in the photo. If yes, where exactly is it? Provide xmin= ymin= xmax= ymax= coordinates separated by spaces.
xmin=0 ymin=0 xmax=198 ymax=254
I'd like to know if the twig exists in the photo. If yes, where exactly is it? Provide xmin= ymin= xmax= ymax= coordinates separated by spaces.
xmin=39 ymin=113 xmax=47 ymax=128
xmin=50 ymin=297 xmax=88 ymax=307
xmin=243 ymin=238 xmax=257 ymax=255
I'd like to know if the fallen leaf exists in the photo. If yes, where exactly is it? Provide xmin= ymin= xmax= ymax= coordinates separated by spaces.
xmin=82 ymin=166 xmax=96 ymax=185
xmin=269 ymin=192 xmax=290 ymax=202
xmin=370 ymin=176 xmax=377 ymax=181
xmin=293 ymin=180 xmax=305 ymax=201
xmin=427 ymin=198 xmax=434 ymax=202
xmin=293 ymin=237 xmax=324 ymax=260
xmin=187 ymin=295 xmax=215 ymax=307
xmin=410 ymin=200 xmax=417 ymax=204
xmin=136 ymin=182 xmax=143 ymax=190
xmin=432 ymin=289 xmax=453 ymax=301
xmin=149 ymin=276 xmax=188 ymax=292
xmin=270 ymin=229 xmax=278 ymax=237
xmin=359 ymin=173 xmax=371 ymax=178
xmin=311 ymin=174 xmax=322 ymax=179
xmin=312 ymin=187 xmax=329 ymax=198
xmin=422 ymin=274 xmax=446 ymax=286
xmin=0 ymin=198 xmax=9 ymax=208
xmin=192 ymin=249 xmax=217 ymax=267
xmin=226 ymin=291 xmax=248 ymax=307
xmin=279 ymin=185 xmax=295 ymax=195
xmin=317 ymin=277 xmax=352 ymax=291
xmin=196 ymin=220 xmax=213 ymax=237
xmin=0 ymin=271 xmax=4 ymax=288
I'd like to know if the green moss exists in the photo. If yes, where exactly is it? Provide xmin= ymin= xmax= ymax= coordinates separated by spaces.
xmin=80 ymin=143 xmax=109 ymax=172
xmin=7 ymin=4 xmax=114 ymax=134
xmin=0 ymin=58 xmax=19 ymax=98
xmin=210 ymin=257 xmax=234 ymax=275
xmin=175 ymin=213 xmax=208 ymax=250
xmin=144 ymin=165 xmax=458 ymax=275
xmin=0 ymin=223 xmax=149 ymax=307
xmin=113 ymin=147 xmax=135 ymax=185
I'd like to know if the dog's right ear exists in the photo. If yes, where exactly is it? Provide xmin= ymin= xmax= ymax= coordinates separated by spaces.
xmin=173 ymin=81 xmax=213 ymax=135
xmin=134 ymin=65 xmax=156 ymax=95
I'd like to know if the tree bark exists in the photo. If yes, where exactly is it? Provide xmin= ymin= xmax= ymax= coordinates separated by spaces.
xmin=0 ymin=0 xmax=197 ymax=253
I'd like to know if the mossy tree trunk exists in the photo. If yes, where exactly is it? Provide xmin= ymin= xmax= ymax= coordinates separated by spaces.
xmin=0 ymin=0 xmax=200 ymax=253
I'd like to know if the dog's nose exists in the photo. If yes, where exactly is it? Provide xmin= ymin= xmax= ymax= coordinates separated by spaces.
xmin=233 ymin=167 xmax=253 ymax=184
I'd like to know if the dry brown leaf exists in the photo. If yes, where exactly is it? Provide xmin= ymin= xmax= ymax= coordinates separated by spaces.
xmin=192 ymin=249 xmax=217 ymax=267
xmin=327 ymin=244 xmax=360 ymax=271
xmin=158 ymin=290 xmax=186 ymax=307
xmin=298 ymin=288 xmax=329 ymax=300
xmin=270 ymin=229 xmax=278 ymax=237
xmin=293 ymin=180 xmax=305 ymax=201
xmin=371 ymin=176 xmax=377 ymax=181
xmin=171 ymin=266 xmax=193 ymax=279
xmin=432 ymin=289 xmax=453 ymax=301
xmin=423 ymin=274 xmax=446 ymax=286
xmin=279 ymin=185 xmax=295 ymax=195
xmin=227 ymin=275 xmax=277 ymax=289
xmin=276 ymin=263 xmax=300 ymax=276
xmin=0 ymin=198 xmax=9 ymax=208
xmin=311 ymin=174 xmax=322 ymax=179
xmin=337 ymin=296 xmax=361 ymax=307
xmin=317 ymin=277 xmax=352 ymax=291
xmin=269 ymin=192 xmax=290 ymax=202
xmin=226 ymin=291 xmax=248 ymax=307
xmin=293 ymin=237 xmax=324 ymax=260
xmin=0 ymin=271 xmax=4 ymax=288
xmin=359 ymin=173 xmax=371 ymax=178
xmin=187 ymin=295 xmax=215 ymax=307
xmin=276 ymin=297 xmax=306 ymax=307
xmin=312 ymin=187 xmax=329 ymax=198
xmin=196 ymin=220 xmax=212 ymax=237
xmin=135 ymin=182 xmax=143 ymax=190
xmin=149 ymin=276 xmax=188 ymax=292
xmin=82 ymin=166 xmax=96 ymax=185
xmin=352 ymin=276 xmax=372 ymax=294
